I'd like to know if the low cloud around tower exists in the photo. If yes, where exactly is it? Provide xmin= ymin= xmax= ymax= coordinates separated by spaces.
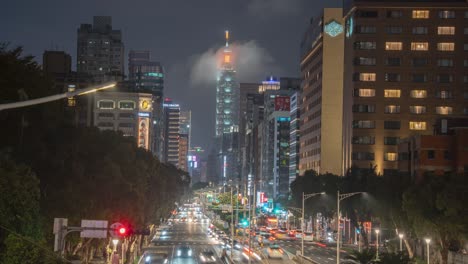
xmin=189 ymin=40 xmax=281 ymax=87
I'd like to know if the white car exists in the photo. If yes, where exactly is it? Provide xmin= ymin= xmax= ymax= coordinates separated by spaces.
xmin=267 ymin=245 xmax=283 ymax=259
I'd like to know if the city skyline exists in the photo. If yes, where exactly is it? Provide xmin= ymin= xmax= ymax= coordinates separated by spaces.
xmin=0 ymin=0 xmax=342 ymax=151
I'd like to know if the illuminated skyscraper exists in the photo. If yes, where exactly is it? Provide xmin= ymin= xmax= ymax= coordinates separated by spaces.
xmin=215 ymin=31 xmax=240 ymax=184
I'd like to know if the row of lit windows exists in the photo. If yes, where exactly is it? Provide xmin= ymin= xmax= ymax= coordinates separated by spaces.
xmin=97 ymin=100 xmax=137 ymax=110
xmin=355 ymin=57 xmax=468 ymax=67
xmin=357 ymin=88 xmax=468 ymax=100
xmin=357 ymin=10 xmax=467 ymax=19
xmin=384 ymin=42 xmax=457 ymax=51
xmin=353 ymin=104 xmax=455 ymax=115
xmin=357 ymin=25 xmax=467 ymax=35
xmin=353 ymin=120 xmax=427 ymax=130
xmin=354 ymin=73 xmax=468 ymax=83
xmin=355 ymin=41 xmax=462 ymax=51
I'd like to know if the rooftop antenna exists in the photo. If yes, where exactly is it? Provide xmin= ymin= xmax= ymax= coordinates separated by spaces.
xmin=225 ymin=30 xmax=229 ymax=47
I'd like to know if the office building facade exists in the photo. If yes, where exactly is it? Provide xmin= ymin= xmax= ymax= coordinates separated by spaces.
xmin=93 ymin=91 xmax=154 ymax=151
xmin=163 ymin=99 xmax=180 ymax=166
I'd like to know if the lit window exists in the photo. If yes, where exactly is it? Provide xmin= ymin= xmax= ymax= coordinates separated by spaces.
xmin=118 ymin=101 xmax=135 ymax=110
xmin=410 ymin=90 xmax=427 ymax=98
xmin=412 ymin=10 xmax=429 ymax=19
xmin=436 ymin=106 xmax=453 ymax=115
xmin=409 ymin=121 xmax=427 ymax=130
xmin=385 ymin=42 xmax=403 ymax=50
xmin=359 ymin=73 xmax=376 ymax=81
xmin=384 ymin=89 xmax=401 ymax=98
xmin=356 ymin=89 xmax=376 ymax=97
xmin=439 ymin=10 xmax=455 ymax=19
xmin=412 ymin=27 xmax=428 ymax=34
xmin=98 ymin=100 xmax=115 ymax=109
xmin=411 ymin=42 xmax=429 ymax=51
xmin=385 ymin=105 xmax=400 ymax=114
xmin=384 ymin=152 xmax=398 ymax=161
xmin=437 ymin=43 xmax=455 ymax=51
xmin=437 ymin=26 xmax=455 ymax=35
xmin=410 ymin=106 xmax=426 ymax=114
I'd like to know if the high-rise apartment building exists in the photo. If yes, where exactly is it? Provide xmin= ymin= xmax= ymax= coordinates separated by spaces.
xmin=77 ymin=16 xmax=124 ymax=83
xmin=299 ymin=8 xmax=346 ymax=176
xmin=239 ymin=82 xmax=261 ymax=187
xmin=289 ymin=91 xmax=301 ymax=183
xmin=178 ymin=111 xmax=192 ymax=172
xmin=343 ymin=0 xmax=468 ymax=175
xmin=163 ymin=99 xmax=180 ymax=166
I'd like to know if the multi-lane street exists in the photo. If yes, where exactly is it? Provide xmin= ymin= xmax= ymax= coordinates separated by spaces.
xmin=273 ymin=240 xmax=341 ymax=264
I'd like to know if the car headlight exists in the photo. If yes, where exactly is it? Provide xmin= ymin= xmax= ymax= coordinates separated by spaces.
xmin=145 ymin=256 xmax=151 ymax=262
xmin=188 ymin=250 xmax=192 ymax=256
xmin=177 ymin=250 xmax=181 ymax=256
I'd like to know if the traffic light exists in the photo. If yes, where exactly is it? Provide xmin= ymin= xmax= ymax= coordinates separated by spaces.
xmin=241 ymin=219 xmax=249 ymax=227
xmin=110 ymin=222 xmax=133 ymax=238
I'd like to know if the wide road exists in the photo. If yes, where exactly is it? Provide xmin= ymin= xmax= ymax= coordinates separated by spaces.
xmin=145 ymin=221 xmax=223 ymax=264
xmin=272 ymin=239 xmax=348 ymax=264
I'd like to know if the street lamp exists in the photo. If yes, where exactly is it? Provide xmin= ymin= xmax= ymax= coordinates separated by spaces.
xmin=111 ymin=239 xmax=119 ymax=262
xmin=301 ymin=192 xmax=325 ymax=258
xmin=336 ymin=191 xmax=364 ymax=264
xmin=399 ymin=234 xmax=404 ymax=252
xmin=425 ymin=238 xmax=431 ymax=264
xmin=375 ymin=229 xmax=380 ymax=260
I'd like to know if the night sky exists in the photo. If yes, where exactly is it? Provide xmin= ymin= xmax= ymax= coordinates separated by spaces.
xmin=1 ymin=0 xmax=341 ymax=152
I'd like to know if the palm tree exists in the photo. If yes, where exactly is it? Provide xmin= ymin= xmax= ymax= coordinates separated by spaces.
xmin=344 ymin=249 xmax=377 ymax=264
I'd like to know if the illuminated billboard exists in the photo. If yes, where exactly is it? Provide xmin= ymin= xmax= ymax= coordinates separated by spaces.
xmin=138 ymin=117 xmax=150 ymax=150
xmin=274 ymin=96 xmax=290 ymax=111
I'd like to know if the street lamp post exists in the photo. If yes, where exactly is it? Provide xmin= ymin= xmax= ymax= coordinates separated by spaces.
xmin=425 ymin=238 xmax=431 ymax=264
xmin=336 ymin=191 xmax=364 ymax=264
xmin=111 ymin=239 xmax=119 ymax=263
xmin=301 ymin=192 xmax=325 ymax=258
xmin=375 ymin=229 xmax=380 ymax=260
xmin=399 ymin=234 xmax=404 ymax=252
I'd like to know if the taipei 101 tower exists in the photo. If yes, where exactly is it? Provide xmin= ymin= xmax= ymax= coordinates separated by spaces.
xmin=215 ymin=30 xmax=239 ymax=185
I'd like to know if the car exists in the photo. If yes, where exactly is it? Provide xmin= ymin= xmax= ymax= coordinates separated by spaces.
xmin=199 ymin=250 xmax=217 ymax=263
xmin=140 ymin=252 xmax=168 ymax=264
xmin=267 ymin=244 xmax=283 ymax=259
xmin=176 ymin=246 xmax=192 ymax=258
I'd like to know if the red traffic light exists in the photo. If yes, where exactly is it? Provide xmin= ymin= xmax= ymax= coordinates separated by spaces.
xmin=119 ymin=227 xmax=127 ymax=235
